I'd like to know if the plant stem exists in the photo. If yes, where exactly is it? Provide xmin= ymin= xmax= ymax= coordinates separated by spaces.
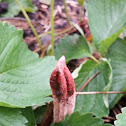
xmin=76 ymin=91 xmax=126 ymax=95
xmin=63 ymin=0 xmax=70 ymax=25
xmin=50 ymin=0 xmax=54 ymax=55
xmin=90 ymin=55 xmax=100 ymax=64
xmin=14 ymin=0 xmax=43 ymax=55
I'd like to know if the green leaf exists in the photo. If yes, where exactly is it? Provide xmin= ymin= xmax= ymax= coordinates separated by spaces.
xmin=100 ymin=28 xmax=124 ymax=56
xmin=77 ymin=0 xmax=85 ymax=6
xmin=53 ymin=111 xmax=111 ymax=126
xmin=86 ymin=0 xmax=126 ymax=55
xmin=100 ymin=58 xmax=112 ymax=92
xmin=21 ymin=107 xmax=35 ymax=126
xmin=0 ymin=22 xmax=56 ymax=107
xmin=74 ymin=60 xmax=98 ymax=90
xmin=100 ymin=58 xmax=112 ymax=108
xmin=114 ymin=107 xmax=126 ymax=126
xmin=0 ymin=0 xmax=37 ymax=17
xmin=54 ymin=35 xmax=91 ymax=62
xmin=106 ymin=38 xmax=126 ymax=108
xmin=74 ymin=59 xmax=112 ymax=117
xmin=0 ymin=107 xmax=27 ymax=126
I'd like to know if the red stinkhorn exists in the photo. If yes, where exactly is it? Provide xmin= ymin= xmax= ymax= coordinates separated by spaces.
xmin=50 ymin=56 xmax=76 ymax=123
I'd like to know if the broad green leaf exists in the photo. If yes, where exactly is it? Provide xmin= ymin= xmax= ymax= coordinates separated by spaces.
xmin=0 ymin=22 xmax=56 ymax=107
xmin=0 ymin=107 xmax=27 ymax=126
xmin=21 ymin=107 xmax=35 ymax=126
xmin=74 ymin=59 xmax=112 ymax=117
xmin=86 ymin=0 xmax=126 ymax=55
xmin=77 ymin=0 xmax=85 ymax=6
xmin=54 ymin=35 xmax=91 ymax=62
xmin=53 ymin=111 xmax=111 ymax=126
xmin=114 ymin=107 xmax=126 ymax=126
xmin=106 ymin=38 xmax=126 ymax=108
xmin=0 ymin=0 xmax=37 ymax=17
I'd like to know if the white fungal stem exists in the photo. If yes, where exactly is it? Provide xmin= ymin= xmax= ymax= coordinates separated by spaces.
xmin=67 ymin=92 xmax=76 ymax=115
xmin=53 ymin=96 xmax=67 ymax=123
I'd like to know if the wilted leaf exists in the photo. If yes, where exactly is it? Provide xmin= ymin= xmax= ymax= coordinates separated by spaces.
xmin=86 ymin=0 xmax=126 ymax=55
xmin=54 ymin=35 xmax=91 ymax=62
xmin=0 ymin=107 xmax=27 ymax=126
xmin=0 ymin=0 xmax=37 ymax=17
xmin=53 ymin=111 xmax=111 ymax=126
xmin=114 ymin=107 xmax=126 ymax=126
xmin=0 ymin=22 xmax=56 ymax=107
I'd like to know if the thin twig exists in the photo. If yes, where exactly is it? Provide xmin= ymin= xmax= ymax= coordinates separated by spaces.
xmin=103 ymin=116 xmax=116 ymax=120
xmin=77 ymin=71 xmax=100 ymax=92
xmin=76 ymin=91 xmax=126 ymax=95
xmin=117 ymin=103 xmax=123 ymax=110
xmin=112 ymin=108 xmax=118 ymax=116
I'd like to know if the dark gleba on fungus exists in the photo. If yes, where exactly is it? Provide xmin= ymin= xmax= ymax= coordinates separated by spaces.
xmin=50 ymin=56 xmax=76 ymax=123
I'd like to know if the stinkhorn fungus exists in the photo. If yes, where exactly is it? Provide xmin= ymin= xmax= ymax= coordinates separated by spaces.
xmin=50 ymin=56 xmax=76 ymax=123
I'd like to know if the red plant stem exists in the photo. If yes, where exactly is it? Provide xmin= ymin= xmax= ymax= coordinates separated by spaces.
xmin=78 ymin=71 xmax=100 ymax=92
xmin=76 ymin=91 xmax=126 ymax=95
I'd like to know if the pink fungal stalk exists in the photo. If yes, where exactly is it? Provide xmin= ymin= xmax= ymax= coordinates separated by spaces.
xmin=50 ymin=56 xmax=76 ymax=123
